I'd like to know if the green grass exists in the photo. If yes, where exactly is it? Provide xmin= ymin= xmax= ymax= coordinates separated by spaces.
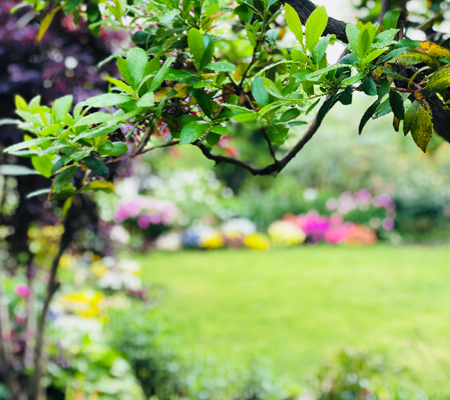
xmin=137 ymin=245 xmax=450 ymax=388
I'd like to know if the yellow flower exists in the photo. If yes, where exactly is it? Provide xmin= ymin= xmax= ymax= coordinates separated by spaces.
xmin=91 ymin=261 xmax=109 ymax=278
xmin=200 ymin=233 xmax=225 ymax=249
xmin=267 ymin=221 xmax=306 ymax=247
xmin=59 ymin=291 xmax=104 ymax=319
xmin=243 ymin=233 xmax=271 ymax=250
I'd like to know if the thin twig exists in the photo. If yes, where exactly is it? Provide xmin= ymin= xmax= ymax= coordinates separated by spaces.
xmin=138 ymin=140 xmax=179 ymax=155
xmin=261 ymin=127 xmax=278 ymax=162
xmin=196 ymin=115 xmax=320 ymax=176
xmin=392 ymin=87 xmax=416 ymax=94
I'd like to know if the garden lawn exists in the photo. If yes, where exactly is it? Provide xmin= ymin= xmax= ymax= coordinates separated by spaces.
xmin=137 ymin=245 xmax=450 ymax=388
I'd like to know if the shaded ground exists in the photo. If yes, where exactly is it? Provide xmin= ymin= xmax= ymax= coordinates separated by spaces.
xmin=137 ymin=245 xmax=450 ymax=389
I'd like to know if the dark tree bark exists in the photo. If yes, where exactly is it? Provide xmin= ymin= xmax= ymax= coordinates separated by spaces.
xmin=283 ymin=0 xmax=450 ymax=145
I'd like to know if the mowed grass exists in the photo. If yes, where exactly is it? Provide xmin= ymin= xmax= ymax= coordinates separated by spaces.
xmin=137 ymin=246 xmax=450 ymax=385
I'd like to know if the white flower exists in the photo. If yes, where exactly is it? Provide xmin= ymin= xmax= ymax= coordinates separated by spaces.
xmin=155 ymin=232 xmax=182 ymax=251
xmin=110 ymin=225 xmax=131 ymax=244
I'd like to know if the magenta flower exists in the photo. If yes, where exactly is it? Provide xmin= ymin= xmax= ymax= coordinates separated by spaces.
xmin=382 ymin=217 xmax=395 ymax=230
xmin=324 ymin=223 xmax=354 ymax=244
xmin=14 ymin=284 xmax=30 ymax=298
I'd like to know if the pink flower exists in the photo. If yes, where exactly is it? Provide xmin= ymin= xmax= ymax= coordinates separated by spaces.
xmin=324 ymin=223 xmax=355 ymax=244
xmin=14 ymin=284 xmax=30 ymax=298
xmin=382 ymin=217 xmax=395 ymax=230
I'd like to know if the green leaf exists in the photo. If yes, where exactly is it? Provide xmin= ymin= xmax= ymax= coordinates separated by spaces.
xmin=137 ymin=92 xmax=155 ymax=108
xmin=75 ymin=125 xmax=121 ymax=141
xmin=280 ymin=108 xmax=301 ymax=122
xmin=180 ymin=121 xmax=209 ymax=144
xmin=412 ymin=107 xmax=434 ymax=152
xmin=53 ymin=95 xmax=73 ymax=124
xmin=346 ymin=24 xmax=360 ymax=55
xmin=391 ymin=50 xmax=435 ymax=66
xmin=97 ymin=140 xmax=114 ymax=155
xmin=204 ymin=62 xmax=236 ymax=72
xmin=389 ymin=91 xmax=405 ymax=120
xmin=285 ymin=3 xmax=303 ymax=43
xmin=73 ymin=112 xmax=111 ymax=127
xmin=117 ymin=57 xmax=133 ymax=86
xmin=361 ymin=49 xmax=386 ymax=67
xmin=54 ymin=166 xmax=77 ymax=191
xmin=358 ymin=26 xmax=372 ymax=59
xmin=0 ymin=118 xmax=21 ymax=126
xmin=188 ymin=28 xmax=205 ymax=66
xmin=251 ymin=76 xmax=269 ymax=107
xmin=210 ymin=124 xmax=228 ymax=135
xmin=27 ymin=188 xmax=51 ymax=198
xmin=305 ymin=6 xmax=328 ymax=52
xmin=127 ymin=47 xmax=148 ymax=90
xmin=15 ymin=95 xmax=28 ymax=111
xmin=233 ymin=113 xmax=258 ymax=123
xmin=109 ymin=142 xmax=128 ymax=156
xmin=32 ymin=155 xmax=53 ymax=178
xmin=359 ymin=98 xmax=382 ymax=134
xmin=84 ymin=156 xmax=109 ymax=177
xmin=200 ymin=34 xmax=215 ymax=69
xmin=149 ymin=57 xmax=175 ymax=92
xmin=403 ymin=100 xmax=419 ymax=135
xmin=262 ymin=78 xmax=286 ymax=99
xmin=4 ymin=137 xmax=52 ymax=154
xmin=82 ymin=94 xmax=133 ymax=108
xmin=291 ymin=48 xmax=308 ymax=63
xmin=84 ymin=181 xmax=115 ymax=193
xmin=106 ymin=77 xmax=135 ymax=96
xmin=37 ymin=6 xmax=61 ymax=41
xmin=16 ymin=110 xmax=45 ymax=129
xmin=341 ymin=73 xmax=364 ymax=86
xmin=0 ymin=165 xmax=40 ymax=176
xmin=383 ymin=9 xmax=401 ymax=30
xmin=425 ymin=66 xmax=450 ymax=93
xmin=51 ymin=156 xmax=69 ymax=174
xmin=361 ymin=77 xmax=377 ymax=96
xmin=339 ymin=86 xmax=353 ymax=105
xmin=41 ymin=124 xmax=61 ymax=137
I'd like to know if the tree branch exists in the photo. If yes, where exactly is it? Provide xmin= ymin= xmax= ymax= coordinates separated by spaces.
xmin=196 ymin=115 xmax=320 ymax=176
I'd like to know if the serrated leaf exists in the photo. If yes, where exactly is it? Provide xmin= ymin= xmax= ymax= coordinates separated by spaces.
xmin=251 ymin=76 xmax=269 ymax=107
xmin=84 ymin=156 xmax=109 ymax=178
xmin=54 ymin=165 xmax=77 ymax=191
xmin=127 ymin=47 xmax=148 ymax=90
xmin=425 ymin=66 xmax=450 ymax=93
xmin=188 ymin=28 xmax=205 ymax=66
xmin=83 ymin=94 xmax=133 ymax=108
xmin=359 ymin=98 xmax=382 ymax=134
xmin=285 ymin=3 xmax=303 ymax=43
xmin=180 ymin=121 xmax=209 ymax=144
xmin=305 ymin=6 xmax=328 ymax=52
xmin=204 ymin=62 xmax=236 ymax=72
xmin=389 ymin=90 xmax=405 ymax=120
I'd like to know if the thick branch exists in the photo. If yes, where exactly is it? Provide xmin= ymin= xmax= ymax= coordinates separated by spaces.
xmin=282 ymin=0 xmax=348 ymax=43
xmin=196 ymin=116 xmax=320 ymax=176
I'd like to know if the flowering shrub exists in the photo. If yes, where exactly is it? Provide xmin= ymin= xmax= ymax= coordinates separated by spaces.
xmin=114 ymin=196 xmax=180 ymax=242
xmin=243 ymin=233 xmax=271 ymax=251
xmin=267 ymin=221 xmax=306 ymax=247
